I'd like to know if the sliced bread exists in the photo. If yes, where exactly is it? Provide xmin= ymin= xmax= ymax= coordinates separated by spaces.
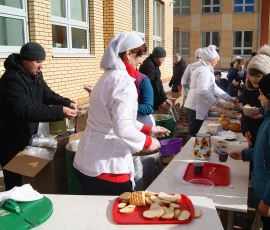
xmin=178 ymin=210 xmax=190 ymax=221
xmin=119 ymin=192 xmax=131 ymax=201
xmin=143 ymin=207 xmax=164 ymax=219
xmin=160 ymin=206 xmax=174 ymax=219
xmin=158 ymin=192 xmax=178 ymax=203
xmin=119 ymin=204 xmax=136 ymax=214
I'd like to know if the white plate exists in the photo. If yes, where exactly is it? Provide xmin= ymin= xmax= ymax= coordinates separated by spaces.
xmin=218 ymin=131 xmax=237 ymax=140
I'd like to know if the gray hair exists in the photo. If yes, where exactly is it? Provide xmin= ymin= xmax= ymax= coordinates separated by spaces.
xmin=174 ymin=53 xmax=181 ymax=57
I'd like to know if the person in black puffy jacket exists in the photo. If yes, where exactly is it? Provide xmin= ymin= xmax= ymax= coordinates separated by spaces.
xmin=139 ymin=47 xmax=172 ymax=111
xmin=169 ymin=53 xmax=186 ymax=93
xmin=0 ymin=42 xmax=77 ymax=190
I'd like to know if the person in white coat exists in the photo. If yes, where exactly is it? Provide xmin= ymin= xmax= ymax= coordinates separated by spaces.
xmin=73 ymin=32 xmax=169 ymax=195
xmin=181 ymin=48 xmax=203 ymax=106
xmin=184 ymin=45 xmax=237 ymax=137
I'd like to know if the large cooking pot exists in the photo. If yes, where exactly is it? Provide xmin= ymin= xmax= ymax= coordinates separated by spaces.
xmin=152 ymin=114 xmax=175 ymax=140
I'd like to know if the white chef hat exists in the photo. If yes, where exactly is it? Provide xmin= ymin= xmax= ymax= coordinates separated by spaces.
xmin=100 ymin=32 xmax=144 ymax=70
xmin=200 ymin=45 xmax=220 ymax=61
xmin=195 ymin=48 xmax=203 ymax=58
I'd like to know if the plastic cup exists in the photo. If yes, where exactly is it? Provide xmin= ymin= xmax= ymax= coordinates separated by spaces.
xmin=188 ymin=179 xmax=214 ymax=196
xmin=218 ymin=149 xmax=229 ymax=162
xmin=193 ymin=162 xmax=204 ymax=175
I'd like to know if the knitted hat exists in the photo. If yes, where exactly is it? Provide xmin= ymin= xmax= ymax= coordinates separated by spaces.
xmin=195 ymin=48 xmax=203 ymax=58
xmin=152 ymin=47 xmax=166 ymax=58
xmin=234 ymin=56 xmax=242 ymax=61
xmin=247 ymin=54 xmax=270 ymax=75
xmin=200 ymin=45 xmax=219 ymax=61
xmin=20 ymin=42 xmax=46 ymax=60
xmin=258 ymin=74 xmax=270 ymax=100
xmin=248 ymin=45 xmax=270 ymax=75
xmin=214 ymin=70 xmax=221 ymax=76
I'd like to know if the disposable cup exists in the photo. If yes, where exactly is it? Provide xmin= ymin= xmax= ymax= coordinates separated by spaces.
xmin=218 ymin=149 xmax=229 ymax=162
xmin=193 ymin=162 xmax=204 ymax=175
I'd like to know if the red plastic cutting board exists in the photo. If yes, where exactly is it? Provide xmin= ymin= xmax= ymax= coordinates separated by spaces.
xmin=183 ymin=162 xmax=230 ymax=186
xmin=112 ymin=194 xmax=194 ymax=224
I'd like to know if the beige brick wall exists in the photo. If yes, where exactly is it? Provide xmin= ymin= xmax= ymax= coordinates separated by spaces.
xmin=173 ymin=0 xmax=266 ymax=70
xmin=0 ymin=0 xmax=173 ymax=104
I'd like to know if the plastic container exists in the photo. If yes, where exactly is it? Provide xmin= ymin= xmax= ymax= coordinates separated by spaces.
xmin=65 ymin=140 xmax=82 ymax=195
xmin=159 ymin=138 xmax=182 ymax=156
xmin=49 ymin=119 xmax=67 ymax=135
xmin=152 ymin=114 xmax=175 ymax=140
xmin=188 ymin=178 xmax=214 ymax=196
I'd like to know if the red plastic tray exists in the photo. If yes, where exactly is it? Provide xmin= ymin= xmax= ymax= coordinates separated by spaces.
xmin=112 ymin=194 xmax=194 ymax=224
xmin=183 ymin=162 xmax=230 ymax=186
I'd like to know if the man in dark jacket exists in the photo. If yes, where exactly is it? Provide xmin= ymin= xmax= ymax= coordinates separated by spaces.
xmin=139 ymin=47 xmax=172 ymax=111
xmin=0 ymin=42 xmax=77 ymax=190
xmin=169 ymin=53 xmax=186 ymax=93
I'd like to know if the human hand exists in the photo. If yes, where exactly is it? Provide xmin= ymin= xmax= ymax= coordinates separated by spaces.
xmin=237 ymin=90 xmax=242 ymax=97
xmin=165 ymin=99 xmax=172 ymax=107
xmin=63 ymin=107 xmax=77 ymax=119
xmin=215 ymin=100 xmax=225 ymax=108
xmin=160 ymin=102 xmax=169 ymax=111
xmin=244 ymin=131 xmax=252 ymax=147
xmin=151 ymin=126 xmax=170 ymax=138
xmin=69 ymin=102 xmax=77 ymax=110
xmin=258 ymin=200 xmax=270 ymax=217
xmin=229 ymin=98 xmax=238 ymax=105
xmin=251 ymin=113 xmax=263 ymax=120
xmin=236 ymin=113 xmax=242 ymax=121
xmin=147 ymin=138 xmax=161 ymax=152
xmin=229 ymin=150 xmax=242 ymax=160
xmin=84 ymin=84 xmax=94 ymax=94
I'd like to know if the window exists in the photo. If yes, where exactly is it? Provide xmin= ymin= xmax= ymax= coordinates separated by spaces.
xmin=51 ymin=0 xmax=89 ymax=54
xmin=201 ymin=31 xmax=220 ymax=53
xmin=202 ymin=0 xmax=221 ymax=13
xmin=132 ymin=0 xmax=145 ymax=41
xmin=174 ymin=0 xmax=190 ymax=15
xmin=153 ymin=1 xmax=162 ymax=47
xmin=234 ymin=0 xmax=254 ymax=13
xmin=0 ymin=0 xmax=28 ymax=57
xmin=233 ymin=31 xmax=253 ymax=55
xmin=173 ymin=30 xmax=190 ymax=56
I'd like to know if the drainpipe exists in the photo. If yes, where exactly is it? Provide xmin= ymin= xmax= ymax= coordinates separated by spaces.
xmin=258 ymin=0 xmax=262 ymax=49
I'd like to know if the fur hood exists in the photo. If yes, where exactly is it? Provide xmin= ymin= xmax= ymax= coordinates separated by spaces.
xmin=245 ymin=78 xmax=259 ymax=91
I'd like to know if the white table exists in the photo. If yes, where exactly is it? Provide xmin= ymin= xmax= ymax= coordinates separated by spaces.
xmin=35 ymin=194 xmax=223 ymax=230
xmin=148 ymin=120 xmax=249 ymax=230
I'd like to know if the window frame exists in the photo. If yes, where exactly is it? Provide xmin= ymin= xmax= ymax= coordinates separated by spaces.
xmin=173 ymin=0 xmax=190 ymax=15
xmin=233 ymin=0 xmax=254 ymax=13
xmin=0 ymin=1 xmax=29 ymax=57
xmin=201 ymin=31 xmax=221 ymax=53
xmin=201 ymin=0 xmax=221 ymax=14
xmin=51 ymin=0 xmax=90 ymax=54
xmin=232 ymin=30 xmax=253 ymax=56
xmin=132 ymin=0 xmax=146 ymax=41
xmin=173 ymin=29 xmax=190 ymax=57
xmin=153 ymin=1 xmax=162 ymax=48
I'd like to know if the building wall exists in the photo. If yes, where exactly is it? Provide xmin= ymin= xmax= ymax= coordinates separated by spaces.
xmin=173 ymin=0 xmax=269 ymax=70
xmin=0 ymin=0 xmax=174 ymax=104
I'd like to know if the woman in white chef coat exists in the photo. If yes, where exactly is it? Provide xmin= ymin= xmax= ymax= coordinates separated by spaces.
xmin=184 ymin=45 xmax=237 ymax=137
xmin=73 ymin=32 xmax=169 ymax=195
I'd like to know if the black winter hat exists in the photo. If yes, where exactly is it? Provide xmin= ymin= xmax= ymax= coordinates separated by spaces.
xmin=152 ymin=46 xmax=166 ymax=58
xmin=214 ymin=70 xmax=221 ymax=76
xmin=20 ymin=42 xmax=46 ymax=60
xmin=259 ymin=74 xmax=270 ymax=100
